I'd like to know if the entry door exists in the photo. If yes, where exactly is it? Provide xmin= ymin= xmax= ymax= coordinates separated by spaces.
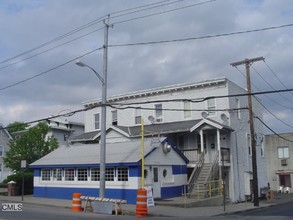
xmin=152 ymin=167 xmax=161 ymax=198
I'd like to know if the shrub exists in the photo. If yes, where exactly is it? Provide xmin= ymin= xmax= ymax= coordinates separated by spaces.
xmin=3 ymin=172 xmax=33 ymax=195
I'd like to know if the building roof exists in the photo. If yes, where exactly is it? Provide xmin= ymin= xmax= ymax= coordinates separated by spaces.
xmin=83 ymin=77 xmax=228 ymax=107
xmin=30 ymin=138 xmax=187 ymax=167
xmin=71 ymin=119 xmax=233 ymax=143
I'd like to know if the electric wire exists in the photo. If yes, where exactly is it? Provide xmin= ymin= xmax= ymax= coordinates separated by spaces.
xmin=255 ymin=116 xmax=293 ymax=142
xmin=0 ymin=47 xmax=103 ymax=91
xmin=233 ymin=66 xmax=293 ymax=130
xmin=109 ymin=23 xmax=293 ymax=47
xmin=251 ymin=65 xmax=293 ymax=105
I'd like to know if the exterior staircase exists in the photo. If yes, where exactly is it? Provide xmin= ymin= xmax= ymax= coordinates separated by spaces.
xmin=191 ymin=163 xmax=213 ymax=199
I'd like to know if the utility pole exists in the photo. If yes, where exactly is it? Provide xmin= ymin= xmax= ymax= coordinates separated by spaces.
xmin=230 ymin=56 xmax=264 ymax=207
xmin=99 ymin=15 xmax=112 ymax=198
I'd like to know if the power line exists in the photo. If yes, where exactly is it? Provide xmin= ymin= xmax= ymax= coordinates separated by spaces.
xmin=255 ymin=116 xmax=293 ymax=142
xmin=112 ymin=0 xmax=215 ymax=24
xmin=0 ymin=27 xmax=104 ymax=71
xmin=0 ymin=47 xmax=103 ymax=91
xmin=109 ymin=23 xmax=293 ymax=47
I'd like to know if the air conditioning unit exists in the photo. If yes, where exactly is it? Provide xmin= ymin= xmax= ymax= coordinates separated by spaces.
xmin=281 ymin=159 xmax=287 ymax=166
xmin=155 ymin=117 xmax=162 ymax=123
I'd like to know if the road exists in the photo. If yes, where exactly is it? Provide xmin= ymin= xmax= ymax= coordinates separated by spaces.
xmin=0 ymin=202 xmax=293 ymax=220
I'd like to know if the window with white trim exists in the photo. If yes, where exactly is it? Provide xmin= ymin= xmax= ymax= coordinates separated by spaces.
xmin=0 ymin=146 xmax=3 ymax=157
xmin=91 ymin=168 xmax=100 ymax=181
xmin=52 ymin=168 xmax=62 ymax=181
xmin=236 ymin=98 xmax=241 ymax=119
xmin=94 ymin=113 xmax=100 ymax=130
xmin=207 ymin=98 xmax=216 ymax=116
xmin=77 ymin=168 xmax=88 ymax=181
xmin=105 ymin=167 xmax=114 ymax=181
xmin=135 ymin=108 xmax=141 ymax=125
xmin=155 ymin=104 xmax=163 ymax=122
xmin=41 ymin=169 xmax=51 ymax=181
xmin=278 ymin=147 xmax=289 ymax=159
xmin=112 ymin=110 xmax=118 ymax=125
xmin=247 ymin=134 xmax=252 ymax=156
xmin=183 ymin=101 xmax=191 ymax=119
xmin=0 ymin=163 xmax=2 ymax=172
xmin=117 ymin=167 xmax=129 ymax=181
xmin=65 ymin=168 xmax=75 ymax=181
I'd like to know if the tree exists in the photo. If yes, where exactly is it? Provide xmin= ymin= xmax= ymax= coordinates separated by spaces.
xmin=6 ymin=121 xmax=28 ymax=134
xmin=3 ymin=122 xmax=58 ymax=172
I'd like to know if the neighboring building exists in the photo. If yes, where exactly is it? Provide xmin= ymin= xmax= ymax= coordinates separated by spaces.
xmin=14 ymin=119 xmax=84 ymax=147
xmin=30 ymin=138 xmax=188 ymax=204
xmin=0 ymin=125 xmax=13 ymax=182
xmin=32 ymin=77 xmax=267 ymax=203
xmin=45 ymin=118 xmax=84 ymax=147
xmin=265 ymin=133 xmax=293 ymax=191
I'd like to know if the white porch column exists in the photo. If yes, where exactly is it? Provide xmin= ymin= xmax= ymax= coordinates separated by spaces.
xmin=217 ymin=129 xmax=221 ymax=164
xmin=200 ymin=129 xmax=204 ymax=153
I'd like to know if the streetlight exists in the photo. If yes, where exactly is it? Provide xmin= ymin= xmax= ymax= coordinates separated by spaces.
xmin=75 ymin=59 xmax=107 ymax=198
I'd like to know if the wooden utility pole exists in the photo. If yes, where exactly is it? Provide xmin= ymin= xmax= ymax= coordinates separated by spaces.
xmin=230 ymin=56 xmax=264 ymax=207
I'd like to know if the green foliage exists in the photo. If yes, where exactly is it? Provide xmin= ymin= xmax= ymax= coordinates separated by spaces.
xmin=6 ymin=121 xmax=28 ymax=134
xmin=3 ymin=122 xmax=58 ymax=172
xmin=3 ymin=172 xmax=34 ymax=195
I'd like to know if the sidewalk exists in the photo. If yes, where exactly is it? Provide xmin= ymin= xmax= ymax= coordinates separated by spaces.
xmin=0 ymin=193 xmax=292 ymax=217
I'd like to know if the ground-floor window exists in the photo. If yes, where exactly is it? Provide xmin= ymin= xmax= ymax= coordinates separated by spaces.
xmin=91 ymin=168 xmax=100 ymax=181
xmin=105 ymin=167 xmax=115 ymax=181
xmin=40 ymin=166 xmax=129 ymax=182
xmin=65 ymin=168 xmax=74 ymax=181
xmin=41 ymin=169 xmax=51 ymax=181
xmin=117 ymin=167 xmax=128 ymax=181
xmin=77 ymin=168 xmax=88 ymax=181
xmin=52 ymin=168 xmax=62 ymax=181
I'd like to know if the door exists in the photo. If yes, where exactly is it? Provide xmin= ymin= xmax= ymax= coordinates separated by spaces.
xmin=152 ymin=167 xmax=161 ymax=198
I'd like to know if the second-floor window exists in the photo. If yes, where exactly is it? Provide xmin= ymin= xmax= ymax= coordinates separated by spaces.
xmin=247 ymin=134 xmax=252 ymax=156
xmin=155 ymin=104 xmax=163 ymax=122
xmin=278 ymin=147 xmax=289 ymax=159
xmin=135 ymin=108 xmax=141 ymax=124
xmin=183 ymin=101 xmax=191 ymax=119
xmin=112 ymin=110 xmax=118 ymax=125
xmin=0 ymin=146 xmax=3 ymax=157
xmin=207 ymin=98 xmax=216 ymax=116
xmin=94 ymin=113 xmax=100 ymax=130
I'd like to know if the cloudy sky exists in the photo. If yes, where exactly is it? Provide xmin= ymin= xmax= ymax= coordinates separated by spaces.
xmin=0 ymin=0 xmax=293 ymax=134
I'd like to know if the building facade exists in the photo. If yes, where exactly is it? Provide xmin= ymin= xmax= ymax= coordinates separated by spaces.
xmin=30 ymin=138 xmax=188 ymax=204
xmin=74 ymin=77 xmax=267 ymax=202
xmin=265 ymin=133 xmax=293 ymax=192
xmin=0 ymin=126 xmax=13 ymax=182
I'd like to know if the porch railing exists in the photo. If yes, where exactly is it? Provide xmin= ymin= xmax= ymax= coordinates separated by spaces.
xmin=186 ymin=152 xmax=205 ymax=195
xmin=181 ymin=148 xmax=200 ymax=163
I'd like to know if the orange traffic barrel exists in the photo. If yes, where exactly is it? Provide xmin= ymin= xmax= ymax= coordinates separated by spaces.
xmin=71 ymin=192 xmax=83 ymax=212
xmin=136 ymin=188 xmax=148 ymax=217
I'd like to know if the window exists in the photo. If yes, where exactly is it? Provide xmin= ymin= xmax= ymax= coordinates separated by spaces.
xmin=91 ymin=168 xmax=100 ymax=181
xmin=52 ymin=168 xmax=62 ymax=181
xmin=117 ymin=167 xmax=129 ymax=181
xmin=105 ymin=167 xmax=115 ymax=181
xmin=94 ymin=113 xmax=100 ymax=130
xmin=236 ymin=98 xmax=241 ymax=119
xmin=0 ymin=163 xmax=2 ymax=172
xmin=247 ymin=134 xmax=252 ymax=156
xmin=112 ymin=110 xmax=118 ymax=125
xmin=135 ymin=108 xmax=141 ymax=124
xmin=77 ymin=168 xmax=88 ymax=181
xmin=0 ymin=146 xmax=3 ymax=157
xmin=155 ymin=104 xmax=163 ymax=122
xmin=183 ymin=101 xmax=191 ymax=119
xmin=207 ymin=98 xmax=216 ymax=116
xmin=65 ymin=168 xmax=75 ymax=181
xmin=41 ymin=169 xmax=51 ymax=181
xmin=261 ymin=143 xmax=264 ymax=157
xmin=278 ymin=147 xmax=289 ymax=159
